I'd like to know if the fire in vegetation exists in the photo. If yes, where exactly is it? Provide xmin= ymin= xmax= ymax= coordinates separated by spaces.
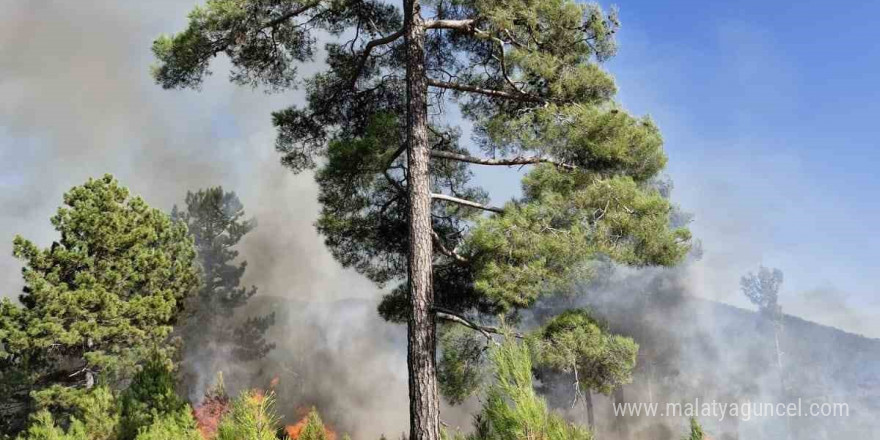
xmin=191 ymin=375 xmax=339 ymax=440
xmin=285 ymin=407 xmax=338 ymax=440
xmin=192 ymin=383 xmax=231 ymax=439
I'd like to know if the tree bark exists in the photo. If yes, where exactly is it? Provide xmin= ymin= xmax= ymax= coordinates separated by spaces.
xmin=613 ymin=386 xmax=629 ymax=438
xmin=774 ymin=321 xmax=792 ymax=440
xmin=585 ymin=389 xmax=595 ymax=431
xmin=404 ymin=1 xmax=441 ymax=439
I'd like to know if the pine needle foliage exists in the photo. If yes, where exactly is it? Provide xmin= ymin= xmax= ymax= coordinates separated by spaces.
xmin=0 ymin=175 xmax=199 ymax=435
xmin=153 ymin=1 xmax=693 ymax=436
xmin=119 ymin=357 xmax=188 ymax=439
xmin=438 ymin=326 xmax=487 ymax=405
xmin=470 ymin=338 xmax=592 ymax=440
xmin=297 ymin=409 xmax=330 ymax=440
xmin=133 ymin=409 xmax=202 ymax=440
xmin=216 ymin=390 xmax=282 ymax=440
xmin=172 ymin=187 xmax=275 ymax=395
xmin=15 ymin=387 xmax=118 ymax=440
xmin=684 ymin=417 xmax=705 ymax=440
xmin=535 ymin=309 xmax=638 ymax=395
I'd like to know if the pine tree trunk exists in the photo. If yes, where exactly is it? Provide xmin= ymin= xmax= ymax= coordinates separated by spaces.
xmin=585 ymin=389 xmax=595 ymax=431
xmin=613 ymin=386 xmax=629 ymax=438
xmin=403 ymin=0 xmax=440 ymax=439
xmin=774 ymin=321 xmax=792 ymax=440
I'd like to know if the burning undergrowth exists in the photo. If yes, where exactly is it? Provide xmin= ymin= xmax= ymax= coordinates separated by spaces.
xmin=284 ymin=408 xmax=338 ymax=440
xmin=193 ymin=386 xmax=231 ymax=440
xmin=192 ymin=375 xmax=342 ymax=440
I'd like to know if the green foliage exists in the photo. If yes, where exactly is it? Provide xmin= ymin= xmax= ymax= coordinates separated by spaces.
xmin=14 ymin=411 xmax=88 ymax=440
xmin=119 ymin=356 xmax=187 ymax=439
xmin=216 ymin=390 xmax=281 ymax=440
xmin=151 ymin=0 xmax=401 ymax=94
xmin=297 ymin=408 xmax=329 ymax=440
xmin=12 ymin=369 xmax=199 ymax=440
xmin=740 ymin=266 xmax=783 ymax=318
xmin=17 ymin=387 xmax=119 ymax=440
xmin=155 ymin=0 xmax=692 ymax=421
xmin=468 ymin=172 xmax=689 ymax=310
xmin=0 ymin=175 xmax=198 ymax=434
xmin=133 ymin=409 xmax=202 ymax=440
xmin=438 ymin=325 xmax=487 ymax=404
xmin=173 ymin=187 xmax=274 ymax=394
xmin=469 ymin=338 xmax=592 ymax=440
xmin=684 ymin=417 xmax=705 ymax=440
xmin=313 ymin=114 xmax=412 ymax=287
xmin=534 ymin=309 xmax=638 ymax=395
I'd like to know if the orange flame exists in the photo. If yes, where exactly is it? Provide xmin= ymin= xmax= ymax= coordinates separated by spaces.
xmin=192 ymin=393 xmax=230 ymax=440
xmin=284 ymin=408 xmax=337 ymax=440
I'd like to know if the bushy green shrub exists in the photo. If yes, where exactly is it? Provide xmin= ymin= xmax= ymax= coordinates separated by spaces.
xmin=119 ymin=357 xmax=186 ymax=439
xmin=15 ymin=361 xmax=198 ymax=440
xmin=17 ymin=387 xmax=118 ymax=440
xmin=216 ymin=390 xmax=280 ymax=440
xmin=684 ymin=418 xmax=705 ymax=440
xmin=296 ymin=409 xmax=329 ymax=440
xmin=14 ymin=411 xmax=88 ymax=440
xmin=134 ymin=408 xmax=201 ymax=440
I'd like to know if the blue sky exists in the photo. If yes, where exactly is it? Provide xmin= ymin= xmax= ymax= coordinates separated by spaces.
xmin=0 ymin=0 xmax=877 ymax=337
xmin=596 ymin=0 xmax=880 ymax=331
xmin=470 ymin=0 xmax=880 ymax=333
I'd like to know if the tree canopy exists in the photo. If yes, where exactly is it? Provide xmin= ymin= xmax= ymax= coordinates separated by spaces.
xmin=536 ymin=309 xmax=637 ymax=396
xmin=153 ymin=1 xmax=692 ymax=437
xmin=172 ymin=187 xmax=275 ymax=396
xmin=740 ymin=266 xmax=783 ymax=318
xmin=0 ymin=175 xmax=199 ymax=434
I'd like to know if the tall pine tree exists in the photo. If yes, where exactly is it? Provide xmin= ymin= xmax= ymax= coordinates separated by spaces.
xmin=0 ymin=175 xmax=199 ymax=435
xmin=741 ymin=266 xmax=789 ymax=439
xmin=153 ymin=1 xmax=691 ymax=437
xmin=172 ymin=187 xmax=274 ymax=398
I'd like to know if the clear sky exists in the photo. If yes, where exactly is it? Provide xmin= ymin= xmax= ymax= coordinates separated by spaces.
xmin=604 ymin=0 xmax=880 ymax=334
xmin=0 ymin=0 xmax=877 ymax=337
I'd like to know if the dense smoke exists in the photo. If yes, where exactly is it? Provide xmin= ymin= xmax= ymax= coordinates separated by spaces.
xmin=0 ymin=0 xmax=393 ymax=436
xmin=532 ymin=259 xmax=879 ymax=439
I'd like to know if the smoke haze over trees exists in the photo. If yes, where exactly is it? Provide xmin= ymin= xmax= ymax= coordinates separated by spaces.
xmin=173 ymin=187 xmax=275 ymax=400
xmin=1 ymin=1 xmax=879 ymax=439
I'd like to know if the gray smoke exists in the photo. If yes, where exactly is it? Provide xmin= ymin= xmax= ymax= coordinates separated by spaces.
xmin=0 ymin=1 xmax=403 ymax=437
xmin=2 ymin=2 xmax=877 ymax=439
xmin=530 ymin=258 xmax=880 ymax=440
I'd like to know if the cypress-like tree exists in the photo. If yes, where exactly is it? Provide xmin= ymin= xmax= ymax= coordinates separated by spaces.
xmin=152 ymin=1 xmax=691 ymax=438
xmin=0 ymin=175 xmax=199 ymax=435
xmin=172 ymin=187 xmax=274 ymax=397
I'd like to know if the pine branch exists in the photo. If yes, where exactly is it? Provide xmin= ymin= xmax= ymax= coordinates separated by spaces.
xmin=430 ymin=149 xmax=575 ymax=170
xmin=431 ymin=193 xmax=504 ymax=213
xmin=349 ymin=29 xmax=405 ymax=90
xmin=427 ymin=78 xmax=546 ymax=103
xmin=432 ymin=230 xmax=468 ymax=264
xmin=263 ymin=2 xmax=321 ymax=29
xmin=424 ymin=19 xmax=478 ymax=32
xmin=434 ymin=306 xmax=524 ymax=342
